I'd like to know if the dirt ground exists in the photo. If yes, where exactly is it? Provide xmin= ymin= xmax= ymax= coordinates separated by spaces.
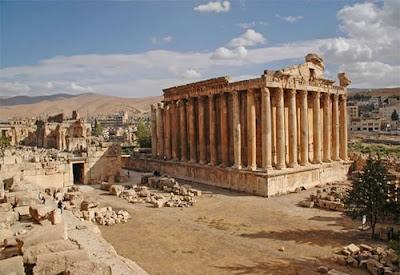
xmin=82 ymin=170 xmax=376 ymax=275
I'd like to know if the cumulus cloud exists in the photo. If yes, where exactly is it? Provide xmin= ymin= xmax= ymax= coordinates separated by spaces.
xmin=319 ymin=0 xmax=400 ymax=87
xmin=339 ymin=62 xmax=400 ymax=88
xmin=276 ymin=15 xmax=303 ymax=23
xmin=194 ymin=1 xmax=230 ymax=13
xmin=211 ymin=46 xmax=248 ymax=60
xmin=71 ymin=82 xmax=94 ymax=93
xmin=227 ymin=29 xmax=266 ymax=47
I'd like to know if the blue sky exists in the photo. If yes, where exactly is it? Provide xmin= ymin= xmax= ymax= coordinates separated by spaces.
xmin=1 ymin=0 xmax=399 ymax=97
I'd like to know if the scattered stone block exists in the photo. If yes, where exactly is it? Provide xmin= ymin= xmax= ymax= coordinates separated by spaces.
xmin=110 ymin=185 xmax=125 ymax=196
xmin=317 ymin=265 xmax=329 ymax=273
xmin=343 ymin=243 xmax=360 ymax=255
xmin=29 ymin=205 xmax=55 ymax=224
xmin=33 ymin=249 xmax=89 ymax=275
xmin=23 ymin=239 xmax=79 ymax=264
xmin=327 ymin=269 xmax=350 ymax=275
xmin=64 ymin=260 xmax=112 ymax=275
xmin=0 ymin=256 xmax=25 ymax=275
xmin=16 ymin=223 xmax=67 ymax=252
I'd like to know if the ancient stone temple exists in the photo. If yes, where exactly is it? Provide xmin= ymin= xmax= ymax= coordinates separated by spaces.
xmin=127 ymin=54 xmax=352 ymax=196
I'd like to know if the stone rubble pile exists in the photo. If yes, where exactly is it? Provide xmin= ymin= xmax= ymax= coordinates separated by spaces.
xmin=0 ymin=182 xmax=112 ymax=274
xmin=72 ymin=202 xmax=131 ymax=226
xmin=103 ymin=174 xmax=202 ymax=208
xmin=299 ymin=184 xmax=349 ymax=211
xmin=333 ymin=243 xmax=400 ymax=275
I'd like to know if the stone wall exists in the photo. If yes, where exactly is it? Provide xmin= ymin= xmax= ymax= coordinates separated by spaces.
xmin=122 ymin=156 xmax=351 ymax=197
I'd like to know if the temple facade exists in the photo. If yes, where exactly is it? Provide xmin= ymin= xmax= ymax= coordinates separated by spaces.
xmin=126 ymin=54 xmax=352 ymax=197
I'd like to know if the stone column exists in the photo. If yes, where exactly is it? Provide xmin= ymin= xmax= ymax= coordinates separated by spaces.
xmin=299 ymin=90 xmax=309 ymax=166
xmin=288 ymin=89 xmax=298 ymax=168
xmin=188 ymin=97 xmax=197 ymax=162
xmin=339 ymin=94 xmax=348 ymax=160
xmin=171 ymin=101 xmax=179 ymax=160
xmin=332 ymin=94 xmax=340 ymax=161
xmin=198 ymin=96 xmax=207 ymax=164
xmin=220 ymin=93 xmax=229 ymax=167
xmin=323 ymin=93 xmax=331 ymax=162
xmin=232 ymin=91 xmax=241 ymax=169
xmin=208 ymin=94 xmax=217 ymax=166
xmin=246 ymin=89 xmax=257 ymax=170
xmin=312 ymin=91 xmax=321 ymax=164
xmin=156 ymin=103 xmax=164 ymax=157
xmin=261 ymin=87 xmax=272 ymax=169
xmin=179 ymin=100 xmax=188 ymax=161
xmin=164 ymin=103 xmax=171 ymax=159
xmin=150 ymin=104 xmax=157 ymax=157
xmin=276 ymin=87 xmax=286 ymax=169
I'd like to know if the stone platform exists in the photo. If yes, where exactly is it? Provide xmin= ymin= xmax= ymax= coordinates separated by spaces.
xmin=122 ymin=156 xmax=351 ymax=197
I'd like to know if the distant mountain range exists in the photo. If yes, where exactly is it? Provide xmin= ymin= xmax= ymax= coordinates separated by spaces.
xmin=0 ymin=93 xmax=162 ymax=119
xmin=0 ymin=93 xmax=79 ymax=106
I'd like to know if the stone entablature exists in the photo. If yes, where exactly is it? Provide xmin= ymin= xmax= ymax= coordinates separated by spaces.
xmin=163 ymin=71 xmax=346 ymax=102
xmin=150 ymin=54 xmax=349 ymax=174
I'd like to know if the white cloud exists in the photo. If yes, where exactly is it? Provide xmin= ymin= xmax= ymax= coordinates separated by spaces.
xmin=211 ymin=46 xmax=248 ymax=60
xmin=237 ymin=21 xmax=267 ymax=29
xmin=339 ymin=62 xmax=400 ymax=88
xmin=276 ymin=15 xmax=303 ymax=23
xmin=163 ymin=36 xmax=172 ymax=42
xmin=0 ymin=82 xmax=31 ymax=96
xmin=318 ymin=0 xmax=400 ymax=87
xmin=194 ymin=1 xmax=230 ymax=13
xmin=183 ymin=69 xmax=202 ymax=79
xmin=71 ymin=82 xmax=94 ymax=93
xmin=150 ymin=35 xmax=172 ymax=45
xmin=227 ymin=29 xmax=266 ymax=47
xmin=46 ymin=82 xmax=54 ymax=89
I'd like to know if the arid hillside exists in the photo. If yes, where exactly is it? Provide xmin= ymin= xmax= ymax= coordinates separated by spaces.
xmin=0 ymin=93 xmax=162 ymax=119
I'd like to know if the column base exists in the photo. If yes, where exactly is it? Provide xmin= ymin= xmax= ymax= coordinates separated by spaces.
xmin=299 ymin=162 xmax=309 ymax=167
xmin=323 ymin=159 xmax=331 ymax=163
xmin=312 ymin=160 xmax=322 ymax=164
xmin=247 ymin=166 xmax=257 ymax=171
xmin=288 ymin=163 xmax=299 ymax=168
xmin=199 ymin=160 xmax=207 ymax=165
xmin=232 ymin=165 xmax=242 ymax=170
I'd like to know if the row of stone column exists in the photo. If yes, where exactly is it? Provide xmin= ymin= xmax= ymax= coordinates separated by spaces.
xmin=150 ymin=87 xmax=348 ymax=170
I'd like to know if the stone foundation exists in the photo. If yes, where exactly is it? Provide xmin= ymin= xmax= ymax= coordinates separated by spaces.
xmin=123 ymin=156 xmax=351 ymax=197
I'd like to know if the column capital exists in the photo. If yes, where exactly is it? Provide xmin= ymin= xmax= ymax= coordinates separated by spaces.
xmin=299 ymin=89 xmax=308 ymax=96
xmin=313 ymin=91 xmax=321 ymax=98
xmin=340 ymin=94 xmax=348 ymax=100
xmin=232 ymin=90 xmax=240 ymax=97
xmin=333 ymin=93 xmax=339 ymax=100
xmin=288 ymin=89 xmax=297 ymax=97
xmin=261 ymin=86 xmax=270 ymax=96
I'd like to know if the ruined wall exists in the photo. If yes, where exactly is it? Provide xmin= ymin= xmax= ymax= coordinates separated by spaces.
xmin=0 ymin=148 xmax=73 ymax=190
xmin=84 ymin=144 xmax=121 ymax=184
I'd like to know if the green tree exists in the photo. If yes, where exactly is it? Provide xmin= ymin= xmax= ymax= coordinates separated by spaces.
xmin=391 ymin=110 xmax=399 ymax=121
xmin=0 ymin=136 xmax=11 ymax=148
xmin=136 ymin=121 xmax=151 ymax=148
xmin=344 ymin=157 xmax=389 ymax=238
xmin=93 ymin=119 xmax=103 ymax=137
